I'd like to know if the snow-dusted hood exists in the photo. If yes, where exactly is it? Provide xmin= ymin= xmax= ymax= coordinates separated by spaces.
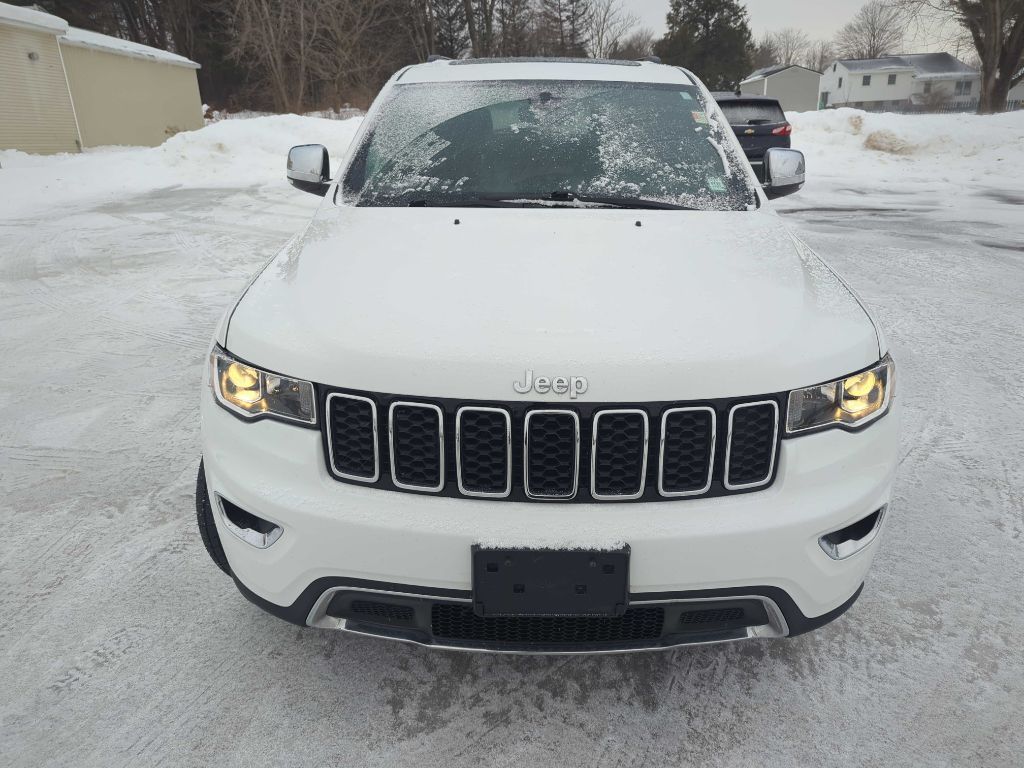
xmin=225 ymin=206 xmax=880 ymax=402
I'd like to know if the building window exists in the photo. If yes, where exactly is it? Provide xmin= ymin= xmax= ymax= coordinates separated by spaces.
xmin=923 ymin=82 xmax=932 ymax=94
xmin=862 ymin=75 xmax=872 ymax=86
xmin=833 ymin=63 xmax=837 ymax=72
xmin=955 ymin=80 xmax=972 ymax=95
xmin=838 ymin=76 xmax=843 ymax=88
xmin=888 ymin=74 xmax=897 ymax=85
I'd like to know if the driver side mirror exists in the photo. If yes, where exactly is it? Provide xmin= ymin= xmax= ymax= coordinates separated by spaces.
xmin=763 ymin=148 xmax=805 ymax=199
xmin=287 ymin=144 xmax=331 ymax=197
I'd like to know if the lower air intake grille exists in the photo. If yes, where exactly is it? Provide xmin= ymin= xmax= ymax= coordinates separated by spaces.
xmin=350 ymin=600 xmax=415 ymax=624
xmin=726 ymin=402 xmax=778 ymax=489
xmin=679 ymin=606 xmax=744 ymax=625
xmin=390 ymin=403 xmax=443 ymax=490
xmin=431 ymin=604 xmax=665 ymax=647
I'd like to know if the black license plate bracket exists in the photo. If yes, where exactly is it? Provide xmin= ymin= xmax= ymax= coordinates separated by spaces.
xmin=471 ymin=546 xmax=630 ymax=617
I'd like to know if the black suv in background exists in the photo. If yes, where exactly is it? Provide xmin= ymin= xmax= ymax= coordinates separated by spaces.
xmin=712 ymin=93 xmax=792 ymax=183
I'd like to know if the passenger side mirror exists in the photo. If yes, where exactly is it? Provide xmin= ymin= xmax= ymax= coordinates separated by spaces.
xmin=287 ymin=144 xmax=331 ymax=197
xmin=763 ymin=148 xmax=805 ymax=199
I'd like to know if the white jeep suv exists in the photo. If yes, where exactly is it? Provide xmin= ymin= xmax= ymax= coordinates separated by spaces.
xmin=197 ymin=57 xmax=898 ymax=653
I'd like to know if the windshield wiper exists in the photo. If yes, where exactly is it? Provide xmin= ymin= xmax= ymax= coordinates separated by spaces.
xmin=542 ymin=190 xmax=695 ymax=210
xmin=405 ymin=192 xmax=694 ymax=210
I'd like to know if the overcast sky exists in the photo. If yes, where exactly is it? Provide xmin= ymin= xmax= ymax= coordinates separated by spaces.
xmin=630 ymin=0 xmax=957 ymax=53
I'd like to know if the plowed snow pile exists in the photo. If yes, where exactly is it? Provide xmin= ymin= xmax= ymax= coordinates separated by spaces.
xmin=0 ymin=114 xmax=363 ymax=218
xmin=787 ymin=107 xmax=1024 ymax=183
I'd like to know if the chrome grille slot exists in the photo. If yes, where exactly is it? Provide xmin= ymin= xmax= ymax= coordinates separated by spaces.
xmin=725 ymin=401 xmax=779 ymax=490
xmin=591 ymin=409 xmax=649 ymax=500
xmin=326 ymin=393 xmax=379 ymax=482
xmin=456 ymin=407 xmax=512 ymax=498
xmin=524 ymin=410 xmax=579 ymax=499
xmin=389 ymin=402 xmax=445 ymax=492
xmin=659 ymin=406 xmax=715 ymax=496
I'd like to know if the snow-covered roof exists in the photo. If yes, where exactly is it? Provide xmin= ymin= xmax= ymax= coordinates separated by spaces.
xmin=0 ymin=1 xmax=68 ymax=34
xmin=838 ymin=53 xmax=975 ymax=79
xmin=61 ymin=26 xmax=200 ymax=69
xmin=401 ymin=58 xmax=691 ymax=85
xmin=742 ymin=64 xmax=821 ymax=83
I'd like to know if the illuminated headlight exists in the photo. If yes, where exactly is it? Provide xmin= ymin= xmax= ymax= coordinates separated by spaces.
xmin=211 ymin=347 xmax=316 ymax=425
xmin=786 ymin=354 xmax=894 ymax=434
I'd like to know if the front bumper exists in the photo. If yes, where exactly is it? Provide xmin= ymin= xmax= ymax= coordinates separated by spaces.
xmin=201 ymin=392 xmax=899 ymax=649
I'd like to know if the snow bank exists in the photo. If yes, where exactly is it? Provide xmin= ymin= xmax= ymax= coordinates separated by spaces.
xmin=789 ymin=107 xmax=1024 ymax=161
xmin=0 ymin=115 xmax=363 ymax=218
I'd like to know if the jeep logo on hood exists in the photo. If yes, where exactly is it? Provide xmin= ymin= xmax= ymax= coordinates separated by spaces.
xmin=513 ymin=370 xmax=588 ymax=399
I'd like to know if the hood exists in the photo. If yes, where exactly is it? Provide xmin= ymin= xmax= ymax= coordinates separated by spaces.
xmin=226 ymin=206 xmax=880 ymax=402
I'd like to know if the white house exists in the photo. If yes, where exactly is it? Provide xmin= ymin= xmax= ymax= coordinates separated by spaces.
xmin=818 ymin=53 xmax=981 ymax=111
xmin=739 ymin=64 xmax=821 ymax=112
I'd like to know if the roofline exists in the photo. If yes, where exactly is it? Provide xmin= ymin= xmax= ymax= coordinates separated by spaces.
xmin=59 ymin=29 xmax=200 ymax=69
xmin=0 ymin=3 xmax=68 ymax=34
xmin=741 ymin=64 xmax=822 ymax=83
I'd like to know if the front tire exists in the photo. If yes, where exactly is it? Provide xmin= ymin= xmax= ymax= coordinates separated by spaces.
xmin=196 ymin=460 xmax=231 ymax=576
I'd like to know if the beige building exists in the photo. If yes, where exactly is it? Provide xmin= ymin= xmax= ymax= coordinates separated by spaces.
xmin=740 ymin=65 xmax=822 ymax=113
xmin=0 ymin=2 xmax=202 ymax=154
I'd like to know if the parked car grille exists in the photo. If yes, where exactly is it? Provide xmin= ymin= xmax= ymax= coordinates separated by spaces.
xmin=324 ymin=390 xmax=782 ymax=502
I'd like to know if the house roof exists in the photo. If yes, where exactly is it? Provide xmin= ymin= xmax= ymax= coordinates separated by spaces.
xmin=0 ymin=2 xmax=197 ymax=68
xmin=0 ymin=1 xmax=68 ymax=34
xmin=62 ymin=26 xmax=200 ymax=69
xmin=837 ymin=53 xmax=976 ymax=79
xmin=742 ymin=64 xmax=821 ymax=82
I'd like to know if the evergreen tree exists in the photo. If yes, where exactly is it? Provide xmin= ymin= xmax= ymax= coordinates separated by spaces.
xmin=654 ymin=0 xmax=753 ymax=90
xmin=539 ymin=0 xmax=592 ymax=57
xmin=431 ymin=0 xmax=470 ymax=58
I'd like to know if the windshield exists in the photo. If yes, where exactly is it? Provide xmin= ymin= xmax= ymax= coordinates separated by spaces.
xmin=342 ymin=80 xmax=756 ymax=211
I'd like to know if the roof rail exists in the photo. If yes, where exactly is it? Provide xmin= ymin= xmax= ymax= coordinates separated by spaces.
xmin=426 ymin=54 xmax=452 ymax=63
xmin=641 ymin=55 xmax=662 ymax=64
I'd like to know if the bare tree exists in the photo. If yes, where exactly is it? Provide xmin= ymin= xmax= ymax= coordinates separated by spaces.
xmin=609 ymin=27 xmax=657 ymax=60
xmin=588 ymin=0 xmax=639 ymax=58
xmin=227 ymin=0 xmax=331 ymax=113
xmin=772 ymin=27 xmax=811 ymax=65
xmin=804 ymin=39 xmax=835 ymax=72
xmin=834 ymin=0 xmax=905 ymax=58
xmin=751 ymin=31 xmax=780 ymax=69
xmin=464 ymin=0 xmax=499 ymax=56
xmin=899 ymin=0 xmax=1024 ymax=113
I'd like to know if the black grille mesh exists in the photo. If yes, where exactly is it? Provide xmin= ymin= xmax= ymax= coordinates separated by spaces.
xmin=525 ymin=412 xmax=578 ymax=497
xmin=593 ymin=412 xmax=647 ymax=496
xmin=328 ymin=397 xmax=377 ymax=479
xmin=727 ymin=403 xmax=777 ymax=487
xmin=431 ymin=604 xmax=664 ymax=647
xmin=391 ymin=405 xmax=442 ymax=488
xmin=350 ymin=600 xmax=415 ymax=624
xmin=458 ymin=410 xmax=509 ymax=494
xmin=679 ymin=606 xmax=744 ymax=625
xmin=661 ymin=409 xmax=714 ymax=493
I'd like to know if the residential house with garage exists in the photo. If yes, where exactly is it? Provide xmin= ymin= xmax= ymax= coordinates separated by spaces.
xmin=818 ymin=53 xmax=995 ymax=112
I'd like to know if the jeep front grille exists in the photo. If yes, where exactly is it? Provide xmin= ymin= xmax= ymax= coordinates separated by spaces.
xmin=324 ymin=391 xmax=782 ymax=502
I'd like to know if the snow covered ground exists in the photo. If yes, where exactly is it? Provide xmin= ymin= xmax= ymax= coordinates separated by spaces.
xmin=1 ymin=111 xmax=1022 ymax=767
